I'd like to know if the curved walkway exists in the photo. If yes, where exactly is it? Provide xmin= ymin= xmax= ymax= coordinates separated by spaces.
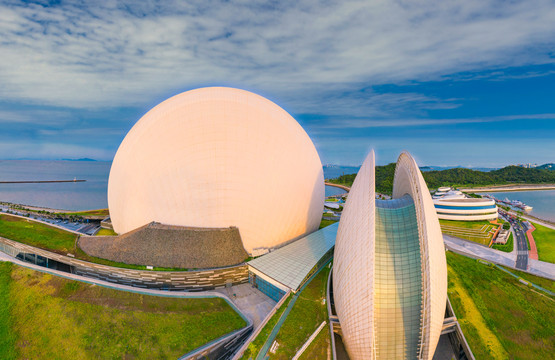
xmin=0 ymin=250 xmax=248 ymax=311
xmin=324 ymin=182 xmax=351 ymax=192
xmin=443 ymin=235 xmax=555 ymax=280
xmin=0 ymin=250 xmax=253 ymax=359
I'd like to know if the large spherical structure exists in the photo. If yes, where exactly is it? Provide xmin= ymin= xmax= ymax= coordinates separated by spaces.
xmin=108 ymin=87 xmax=324 ymax=253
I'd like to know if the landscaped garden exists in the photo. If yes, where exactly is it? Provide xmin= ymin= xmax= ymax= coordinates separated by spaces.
xmin=0 ymin=214 xmax=188 ymax=271
xmin=0 ymin=214 xmax=77 ymax=254
xmin=0 ymin=262 xmax=246 ymax=360
xmin=446 ymin=251 xmax=554 ymax=359
xmin=531 ymin=222 xmax=555 ymax=263
xmin=492 ymin=232 xmax=513 ymax=252
xmin=440 ymin=219 xmax=498 ymax=246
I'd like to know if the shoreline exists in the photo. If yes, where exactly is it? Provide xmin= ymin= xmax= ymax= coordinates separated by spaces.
xmin=324 ymin=182 xmax=351 ymax=192
xmin=460 ymin=184 xmax=555 ymax=193
xmin=1 ymin=200 xmax=107 ymax=214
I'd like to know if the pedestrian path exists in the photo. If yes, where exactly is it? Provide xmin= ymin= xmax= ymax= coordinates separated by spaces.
xmin=443 ymin=235 xmax=555 ymax=280
xmin=526 ymin=223 xmax=539 ymax=260
xmin=0 ymin=250 xmax=251 ymax=314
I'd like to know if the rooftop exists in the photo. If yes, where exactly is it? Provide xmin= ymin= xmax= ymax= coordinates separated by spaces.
xmin=247 ymin=222 xmax=338 ymax=291
xmin=436 ymin=198 xmax=494 ymax=203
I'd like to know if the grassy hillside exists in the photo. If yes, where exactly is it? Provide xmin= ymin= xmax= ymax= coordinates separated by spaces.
xmin=447 ymin=252 xmax=554 ymax=359
xmin=0 ymin=263 xmax=17 ymax=360
xmin=271 ymin=265 xmax=331 ymax=359
xmin=0 ymin=262 xmax=245 ymax=359
xmin=0 ymin=214 xmax=186 ymax=270
xmin=531 ymin=222 xmax=555 ymax=263
xmin=0 ymin=214 xmax=77 ymax=254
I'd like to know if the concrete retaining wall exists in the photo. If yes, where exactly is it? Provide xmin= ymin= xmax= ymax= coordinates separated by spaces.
xmin=0 ymin=236 xmax=248 ymax=291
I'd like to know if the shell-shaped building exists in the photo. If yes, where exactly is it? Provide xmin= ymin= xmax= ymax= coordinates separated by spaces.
xmin=333 ymin=150 xmax=447 ymax=360
xmin=108 ymin=87 xmax=324 ymax=254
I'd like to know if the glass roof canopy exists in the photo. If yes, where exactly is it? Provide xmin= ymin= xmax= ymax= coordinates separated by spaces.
xmin=247 ymin=222 xmax=338 ymax=291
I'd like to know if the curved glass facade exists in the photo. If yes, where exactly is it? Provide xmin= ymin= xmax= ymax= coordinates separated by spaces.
xmin=375 ymin=195 xmax=422 ymax=359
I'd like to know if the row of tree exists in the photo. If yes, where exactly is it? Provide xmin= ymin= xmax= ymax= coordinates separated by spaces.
xmin=328 ymin=165 xmax=555 ymax=194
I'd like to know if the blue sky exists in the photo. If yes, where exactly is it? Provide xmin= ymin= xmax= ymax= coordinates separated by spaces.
xmin=0 ymin=0 xmax=554 ymax=167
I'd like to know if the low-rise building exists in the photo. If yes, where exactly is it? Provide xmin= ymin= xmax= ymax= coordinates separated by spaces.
xmin=434 ymin=197 xmax=498 ymax=221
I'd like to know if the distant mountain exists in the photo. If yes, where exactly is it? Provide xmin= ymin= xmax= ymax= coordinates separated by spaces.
xmin=420 ymin=166 xmax=498 ymax=172
xmin=61 ymin=158 xmax=97 ymax=161
xmin=537 ymin=163 xmax=555 ymax=170
xmin=328 ymin=164 xmax=555 ymax=194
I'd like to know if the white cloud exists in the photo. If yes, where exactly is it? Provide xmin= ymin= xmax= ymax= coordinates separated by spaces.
xmin=0 ymin=140 xmax=115 ymax=160
xmin=0 ymin=0 xmax=553 ymax=111
xmin=312 ymin=113 xmax=555 ymax=129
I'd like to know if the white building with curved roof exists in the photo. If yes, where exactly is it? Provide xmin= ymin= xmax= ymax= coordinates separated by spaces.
xmin=432 ymin=187 xmax=498 ymax=221
xmin=108 ymin=87 xmax=324 ymax=254
xmin=433 ymin=198 xmax=498 ymax=221
xmin=333 ymin=150 xmax=447 ymax=360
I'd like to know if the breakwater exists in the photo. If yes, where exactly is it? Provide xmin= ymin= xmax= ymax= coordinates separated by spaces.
xmin=0 ymin=179 xmax=86 ymax=184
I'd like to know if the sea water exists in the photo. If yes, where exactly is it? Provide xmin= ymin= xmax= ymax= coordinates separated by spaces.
xmin=0 ymin=160 xmax=110 ymax=211
xmin=482 ymin=190 xmax=555 ymax=222
xmin=0 ymin=160 xmax=353 ymax=211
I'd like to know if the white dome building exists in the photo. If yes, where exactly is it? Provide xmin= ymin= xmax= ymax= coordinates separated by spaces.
xmin=108 ymin=87 xmax=324 ymax=254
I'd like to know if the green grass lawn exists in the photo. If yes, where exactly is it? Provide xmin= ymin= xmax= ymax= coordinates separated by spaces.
xmin=95 ymin=227 xmax=118 ymax=236
xmin=0 ymin=214 xmax=189 ymax=271
xmin=319 ymin=218 xmax=337 ymax=229
xmin=447 ymin=251 xmax=555 ymax=359
xmin=240 ymin=294 xmax=292 ymax=360
xmin=0 ymin=214 xmax=77 ymax=254
xmin=492 ymin=232 xmax=513 ymax=252
xmin=499 ymin=265 xmax=555 ymax=294
xmin=440 ymin=219 xmax=492 ymax=230
xmin=298 ymin=324 xmax=330 ymax=360
xmin=440 ymin=219 xmax=497 ymax=246
xmin=0 ymin=263 xmax=17 ymax=360
xmin=270 ymin=265 xmax=331 ymax=359
xmin=0 ymin=262 xmax=245 ymax=359
xmin=7 ymin=207 xmax=108 ymax=218
xmin=531 ymin=222 xmax=555 ymax=263
xmin=69 ymin=208 xmax=109 ymax=217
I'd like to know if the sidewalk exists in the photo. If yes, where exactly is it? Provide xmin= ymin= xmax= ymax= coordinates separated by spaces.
xmin=526 ymin=223 xmax=538 ymax=260
xmin=443 ymin=235 xmax=555 ymax=280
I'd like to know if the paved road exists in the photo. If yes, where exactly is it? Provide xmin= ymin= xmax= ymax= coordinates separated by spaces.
xmin=512 ymin=220 xmax=529 ymax=270
xmin=443 ymin=235 xmax=555 ymax=280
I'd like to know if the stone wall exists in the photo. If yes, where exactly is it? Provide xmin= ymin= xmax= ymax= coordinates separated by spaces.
xmin=0 ymin=236 xmax=248 ymax=291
